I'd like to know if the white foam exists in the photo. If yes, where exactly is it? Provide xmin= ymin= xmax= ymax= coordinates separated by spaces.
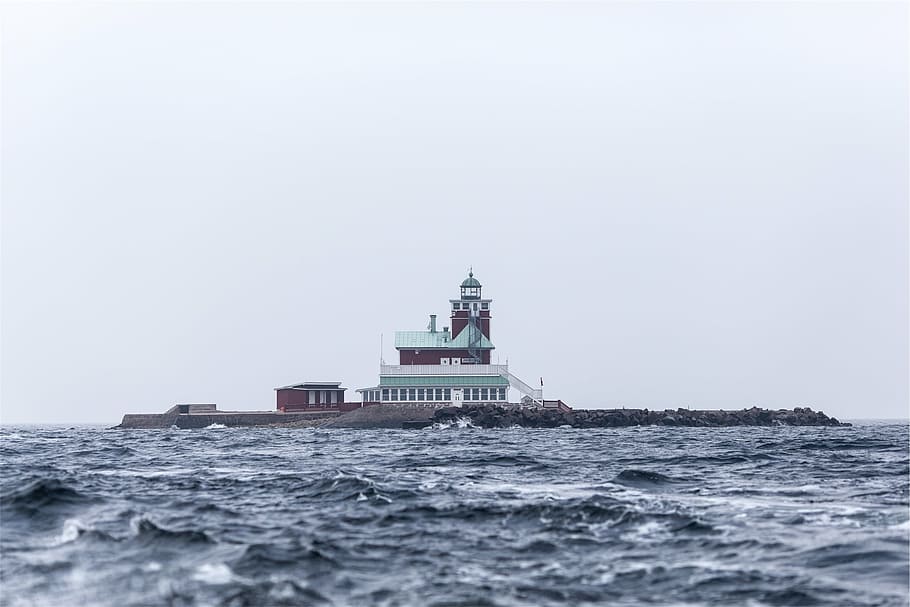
xmin=57 ymin=519 xmax=86 ymax=545
xmin=431 ymin=417 xmax=479 ymax=429
xmin=455 ymin=417 xmax=478 ymax=429
xmin=620 ymin=520 xmax=665 ymax=542
xmin=93 ymin=467 xmax=193 ymax=478
xmin=192 ymin=562 xmax=234 ymax=585
xmin=204 ymin=423 xmax=227 ymax=430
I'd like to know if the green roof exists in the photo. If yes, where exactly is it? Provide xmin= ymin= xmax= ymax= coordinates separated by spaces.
xmin=395 ymin=331 xmax=451 ymax=349
xmin=461 ymin=271 xmax=481 ymax=288
xmin=379 ymin=375 xmax=509 ymax=387
xmin=395 ymin=329 xmax=494 ymax=350
xmin=448 ymin=327 xmax=494 ymax=350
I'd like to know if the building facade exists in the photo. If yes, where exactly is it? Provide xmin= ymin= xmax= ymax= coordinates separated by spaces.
xmin=357 ymin=271 xmax=544 ymax=407
xmin=275 ymin=382 xmax=362 ymax=413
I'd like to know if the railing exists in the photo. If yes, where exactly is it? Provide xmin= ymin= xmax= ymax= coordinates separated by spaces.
xmin=380 ymin=364 xmax=510 ymax=376
xmin=503 ymin=372 xmax=543 ymax=403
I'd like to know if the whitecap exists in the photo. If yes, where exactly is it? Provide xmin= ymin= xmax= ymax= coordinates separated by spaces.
xmin=619 ymin=520 xmax=667 ymax=542
xmin=204 ymin=423 xmax=227 ymax=430
xmin=57 ymin=519 xmax=87 ymax=545
xmin=192 ymin=562 xmax=234 ymax=585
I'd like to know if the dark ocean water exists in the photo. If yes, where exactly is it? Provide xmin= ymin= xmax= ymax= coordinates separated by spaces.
xmin=1 ymin=422 xmax=907 ymax=607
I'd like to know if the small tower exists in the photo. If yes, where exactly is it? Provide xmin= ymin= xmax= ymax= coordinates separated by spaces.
xmin=450 ymin=270 xmax=492 ymax=364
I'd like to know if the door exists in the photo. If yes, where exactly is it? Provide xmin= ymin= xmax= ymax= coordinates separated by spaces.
xmin=453 ymin=389 xmax=463 ymax=407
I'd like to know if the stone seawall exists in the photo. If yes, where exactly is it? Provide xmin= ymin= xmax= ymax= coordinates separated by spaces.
xmin=119 ymin=412 xmax=180 ymax=429
xmin=117 ymin=411 xmax=340 ymax=429
xmin=432 ymin=405 xmax=850 ymax=428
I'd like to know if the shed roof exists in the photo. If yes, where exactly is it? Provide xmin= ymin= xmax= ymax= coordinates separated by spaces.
xmin=275 ymin=382 xmax=346 ymax=391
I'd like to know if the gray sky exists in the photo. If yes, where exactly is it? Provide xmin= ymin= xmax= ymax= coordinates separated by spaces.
xmin=2 ymin=2 xmax=907 ymax=423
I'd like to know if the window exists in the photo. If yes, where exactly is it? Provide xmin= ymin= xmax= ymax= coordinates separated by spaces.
xmin=499 ymin=388 xmax=506 ymax=400
xmin=481 ymin=302 xmax=489 ymax=310
xmin=417 ymin=388 xmax=425 ymax=401
xmin=481 ymin=388 xmax=488 ymax=401
xmin=382 ymin=389 xmax=389 ymax=401
xmin=453 ymin=303 xmax=460 ymax=310
xmin=444 ymin=389 xmax=451 ymax=401
xmin=392 ymin=389 xmax=400 ymax=401
xmin=409 ymin=389 xmax=416 ymax=401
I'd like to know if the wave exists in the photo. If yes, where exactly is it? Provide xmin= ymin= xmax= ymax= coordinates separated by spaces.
xmin=1 ymin=478 xmax=97 ymax=520
xmin=230 ymin=540 xmax=340 ymax=575
xmin=2 ymin=423 xmax=906 ymax=607
xmin=613 ymin=469 xmax=681 ymax=487
xmin=129 ymin=517 xmax=213 ymax=545
xmin=431 ymin=417 xmax=479 ymax=430
xmin=204 ymin=423 xmax=228 ymax=430
xmin=798 ymin=438 xmax=901 ymax=451
xmin=55 ymin=518 xmax=116 ymax=545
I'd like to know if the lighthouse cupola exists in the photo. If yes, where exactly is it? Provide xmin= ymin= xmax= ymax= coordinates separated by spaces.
xmin=460 ymin=271 xmax=482 ymax=300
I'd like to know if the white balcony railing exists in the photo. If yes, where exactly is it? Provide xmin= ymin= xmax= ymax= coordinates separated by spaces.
xmin=380 ymin=364 xmax=509 ymax=376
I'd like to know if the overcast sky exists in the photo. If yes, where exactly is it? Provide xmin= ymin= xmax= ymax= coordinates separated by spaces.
xmin=2 ymin=2 xmax=907 ymax=423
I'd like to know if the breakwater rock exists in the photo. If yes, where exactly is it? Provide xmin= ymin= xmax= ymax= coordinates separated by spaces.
xmin=432 ymin=405 xmax=850 ymax=428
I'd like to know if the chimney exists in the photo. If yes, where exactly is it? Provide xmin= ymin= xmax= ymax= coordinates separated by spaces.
xmin=429 ymin=314 xmax=437 ymax=333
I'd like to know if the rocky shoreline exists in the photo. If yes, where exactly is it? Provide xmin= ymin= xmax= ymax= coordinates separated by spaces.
xmin=431 ymin=405 xmax=850 ymax=428
xmin=115 ymin=404 xmax=849 ymax=430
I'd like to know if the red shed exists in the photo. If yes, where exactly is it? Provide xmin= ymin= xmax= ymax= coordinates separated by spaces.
xmin=276 ymin=382 xmax=347 ymax=412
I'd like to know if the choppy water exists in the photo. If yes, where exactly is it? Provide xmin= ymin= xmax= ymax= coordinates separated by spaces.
xmin=1 ymin=422 xmax=907 ymax=607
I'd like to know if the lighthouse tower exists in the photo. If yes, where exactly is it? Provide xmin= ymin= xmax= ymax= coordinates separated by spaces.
xmin=449 ymin=270 xmax=492 ymax=364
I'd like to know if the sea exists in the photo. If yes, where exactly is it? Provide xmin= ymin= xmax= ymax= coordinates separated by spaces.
xmin=1 ymin=421 xmax=907 ymax=607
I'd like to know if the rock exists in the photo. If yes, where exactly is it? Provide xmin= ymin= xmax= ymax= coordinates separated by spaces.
xmin=427 ymin=404 xmax=851 ymax=429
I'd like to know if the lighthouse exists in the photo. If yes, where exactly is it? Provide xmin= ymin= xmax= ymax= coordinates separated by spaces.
xmin=357 ymin=271 xmax=544 ymax=407
xmin=396 ymin=270 xmax=494 ymax=366
xmin=449 ymin=270 xmax=492 ymax=364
